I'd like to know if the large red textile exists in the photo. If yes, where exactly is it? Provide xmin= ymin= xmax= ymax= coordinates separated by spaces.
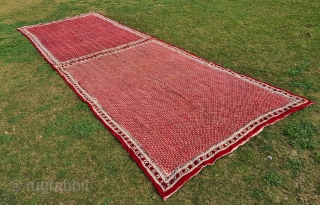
xmin=18 ymin=12 xmax=312 ymax=200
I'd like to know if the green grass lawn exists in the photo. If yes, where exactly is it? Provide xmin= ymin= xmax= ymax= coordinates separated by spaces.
xmin=1 ymin=0 xmax=319 ymax=204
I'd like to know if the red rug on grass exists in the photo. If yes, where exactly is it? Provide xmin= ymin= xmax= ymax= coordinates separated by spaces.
xmin=18 ymin=12 xmax=313 ymax=200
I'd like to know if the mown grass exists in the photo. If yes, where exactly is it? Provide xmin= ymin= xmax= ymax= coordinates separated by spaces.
xmin=0 ymin=0 xmax=319 ymax=204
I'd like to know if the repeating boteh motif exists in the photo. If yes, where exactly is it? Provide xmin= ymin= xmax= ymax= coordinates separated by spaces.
xmin=18 ymin=12 xmax=312 ymax=200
